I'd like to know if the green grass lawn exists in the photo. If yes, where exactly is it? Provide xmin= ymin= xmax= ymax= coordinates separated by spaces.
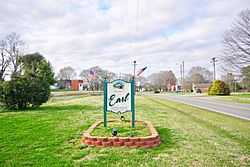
xmin=189 ymin=92 xmax=250 ymax=104
xmin=51 ymin=90 xmax=103 ymax=98
xmin=91 ymin=121 xmax=151 ymax=137
xmin=0 ymin=94 xmax=249 ymax=166
xmin=216 ymin=93 xmax=250 ymax=104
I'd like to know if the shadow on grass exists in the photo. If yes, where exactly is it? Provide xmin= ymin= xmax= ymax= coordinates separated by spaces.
xmin=125 ymin=127 xmax=180 ymax=157
xmin=39 ymin=105 xmax=101 ymax=111
xmin=0 ymin=104 xmax=101 ymax=113
xmin=155 ymin=127 xmax=175 ymax=150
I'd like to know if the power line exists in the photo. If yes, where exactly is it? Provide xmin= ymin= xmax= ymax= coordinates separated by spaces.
xmin=133 ymin=0 xmax=140 ymax=61
xmin=138 ymin=0 xmax=149 ymax=43
xmin=135 ymin=0 xmax=140 ymax=41
xmin=125 ymin=0 xmax=133 ymax=60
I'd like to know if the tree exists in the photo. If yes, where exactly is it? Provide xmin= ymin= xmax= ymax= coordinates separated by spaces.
xmin=185 ymin=66 xmax=213 ymax=90
xmin=121 ymin=73 xmax=133 ymax=82
xmin=0 ymin=40 xmax=10 ymax=83
xmin=241 ymin=65 xmax=250 ymax=91
xmin=148 ymin=71 xmax=177 ymax=91
xmin=208 ymin=80 xmax=230 ymax=95
xmin=221 ymin=73 xmax=240 ymax=92
xmin=221 ymin=9 xmax=250 ymax=72
xmin=58 ymin=66 xmax=76 ymax=80
xmin=136 ymin=76 xmax=148 ymax=91
xmin=0 ymin=53 xmax=55 ymax=109
xmin=159 ymin=70 xmax=177 ymax=86
xmin=148 ymin=73 xmax=163 ymax=91
xmin=0 ymin=32 xmax=25 ymax=83
xmin=188 ymin=66 xmax=213 ymax=83
xmin=79 ymin=66 xmax=116 ymax=91
xmin=5 ymin=33 xmax=25 ymax=73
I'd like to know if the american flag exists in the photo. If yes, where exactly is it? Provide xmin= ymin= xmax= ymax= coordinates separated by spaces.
xmin=89 ymin=69 xmax=95 ymax=81
xmin=136 ymin=67 xmax=147 ymax=76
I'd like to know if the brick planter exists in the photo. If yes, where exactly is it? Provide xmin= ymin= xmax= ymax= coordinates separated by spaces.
xmin=81 ymin=120 xmax=161 ymax=149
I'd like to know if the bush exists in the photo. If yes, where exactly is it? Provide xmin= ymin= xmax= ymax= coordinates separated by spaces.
xmin=0 ymin=53 xmax=55 ymax=110
xmin=0 ymin=75 xmax=29 ymax=109
xmin=208 ymin=80 xmax=230 ymax=95
xmin=154 ymin=90 xmax=160 ymax=93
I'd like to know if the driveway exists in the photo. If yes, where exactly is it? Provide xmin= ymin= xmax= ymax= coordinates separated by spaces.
xmin=145 ymin=94 xmax=250 ymax=121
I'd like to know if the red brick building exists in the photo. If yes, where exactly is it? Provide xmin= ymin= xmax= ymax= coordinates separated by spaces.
xmin=71 ymin=80 xmax=84 ymax=91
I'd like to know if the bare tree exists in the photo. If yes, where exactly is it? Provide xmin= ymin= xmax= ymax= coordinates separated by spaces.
xmin=240 ymin=65 xmax=250 ymax=91
xmin=5 ymin=33 xmax=25 ymax=73
xmin=221 ymin=73 xmax=238 ymax=91
xmin=148 ymin=71 xmax=177 ymax=91
xmin=0 ymin=32 xmax=25 ymax=82
xmin=58 ymin=66 xmax=77 ymax=80
xmin=136 ymin=76 xmax=148 ymax=91
xmin=121 ymin=73 xmax=133 ymax=82
xmin=79 ymin=66 xmax=115 ymax=91
xmin=148 ymin=73 xmax=163 ymax=91
xmin=221 ymin=9 xmax=250 ymax=72
xmin=0 ymin=40 xmax=10 ymax=83
xmin=159 ymin=70 xmax=177 ymax=86
xmin=188 ymin=66 xmax=213 ymax=83
xmin=184 ymin=66 xmax=213 ymax=90
xmin=80 ymin=69 xmax=95 ymax=90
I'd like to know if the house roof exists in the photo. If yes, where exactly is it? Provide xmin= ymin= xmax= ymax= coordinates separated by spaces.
xmin=193 ymin=83 xmax=212 ymax=88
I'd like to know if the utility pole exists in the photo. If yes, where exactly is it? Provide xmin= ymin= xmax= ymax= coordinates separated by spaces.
xmin=211 ymin=57 xmax=217 ymax=81
xmin=180 ymin=64 xmax=183 ymax=91
xmin=182 ymin=61 xmax=184 ymax=92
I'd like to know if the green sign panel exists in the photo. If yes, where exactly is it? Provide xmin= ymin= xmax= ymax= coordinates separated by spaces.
xmin=104 ymin=77 xmax=135 ymax=128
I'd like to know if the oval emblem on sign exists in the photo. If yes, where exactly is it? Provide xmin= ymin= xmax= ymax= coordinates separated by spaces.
xmin=113 ymin=80 xmax=125 ymax=89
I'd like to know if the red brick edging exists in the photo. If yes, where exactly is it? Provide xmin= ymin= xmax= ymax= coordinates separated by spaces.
xmin=81 ymin=120 xmax=161 ymax=149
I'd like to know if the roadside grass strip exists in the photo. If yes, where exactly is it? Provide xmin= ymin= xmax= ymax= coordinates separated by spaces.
xmin=0 ymin=95 xmax=249 ymax=166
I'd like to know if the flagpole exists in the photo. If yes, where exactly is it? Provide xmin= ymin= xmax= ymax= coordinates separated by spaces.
xmin=133 ymin=61 xmax=137 ymax=94
xmin=133 ymin=61 xmax=137 ymax=77
xmin=92 ymin=80 xmax=94 ymax=93
xmin=89 ymin=69 xmax=95 ymax=93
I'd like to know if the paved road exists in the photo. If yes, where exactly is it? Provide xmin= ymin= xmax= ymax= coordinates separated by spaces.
xmin=145 ymin=94 xmax=250 ymax=121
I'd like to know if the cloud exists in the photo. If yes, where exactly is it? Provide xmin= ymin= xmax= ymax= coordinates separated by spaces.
xmin=0 ymin=0 xmax=249 ymax=79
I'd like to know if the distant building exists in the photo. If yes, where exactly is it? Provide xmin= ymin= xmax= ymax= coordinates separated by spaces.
xmin=171 ymin=85 xmax=181 ymax=92
xmin=71 ymin=80 xmax=87 ymax=91
xmin=192 ymin=83 xmax=212 ymax=93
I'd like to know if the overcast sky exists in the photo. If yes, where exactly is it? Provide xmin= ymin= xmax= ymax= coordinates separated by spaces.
xmin=0 ymin=0 xmax=249 ymax=79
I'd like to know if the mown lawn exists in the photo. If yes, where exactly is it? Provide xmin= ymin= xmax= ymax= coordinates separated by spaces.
xmin=190 ymin=92 xmax=250 ymax=104
xmin=215 ymin=93 xmax=250 ymax=104
xmin=91 ymin=121 xmax=151 ymax=137
xmin=0 ymin=94 xmax=249 ymax=166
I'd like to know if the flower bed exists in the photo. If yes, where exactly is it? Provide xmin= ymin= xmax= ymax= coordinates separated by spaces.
xmin=81 ymin=120 xmax=161 ymax=149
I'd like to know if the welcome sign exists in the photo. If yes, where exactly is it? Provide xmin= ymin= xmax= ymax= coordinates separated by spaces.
xmin=107 ymin=80 xmax=131 ymax=113
xmin=104 ymin=78 xmax=135 ymax=128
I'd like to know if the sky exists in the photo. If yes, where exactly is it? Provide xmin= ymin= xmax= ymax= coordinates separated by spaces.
xmin=0 ymin=0 xmax=249 ymax=79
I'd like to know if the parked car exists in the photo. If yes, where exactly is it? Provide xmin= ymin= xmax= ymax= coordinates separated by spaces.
xmin=196 ymin=89 xmax=202 ymax=93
